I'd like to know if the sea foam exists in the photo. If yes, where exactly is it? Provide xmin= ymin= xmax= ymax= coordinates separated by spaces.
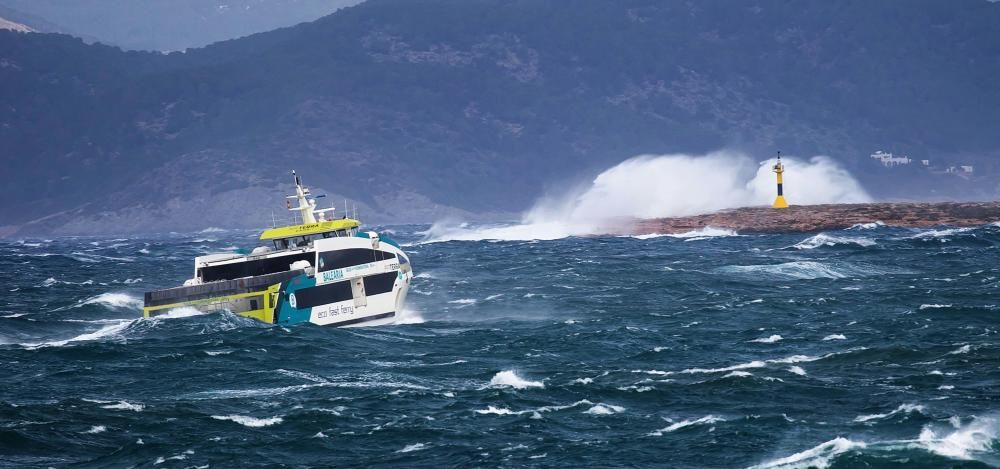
xmin=211 ymin=415 xmax=283 ymax=427
xmin=490 ymin=370 xmax=544 ymax=389
xmin=750 ymin=437 xmax=866 ymax=468
xmin=854 ymin=403 xmax=925 ymax=423
xmin=649 ymin=415 xmax=725 ymax=436
xmin=793 ymin=233 xmax=876 ymax=250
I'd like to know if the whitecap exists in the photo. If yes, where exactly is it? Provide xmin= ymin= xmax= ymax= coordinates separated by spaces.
xmin=637 ymin=353 xmax=828 ymax=377
xmin=618 ymin=385 xmax=655 ymax=392
xmin=584 ymin=403 xmax=625 ymax=415
xmin=909 ymin=227 xmax=974 ymax=240
xmin=822 ymin=334 xmax=847 ymax=341
xmin=847 ymin=221 xmax=885 ymax=230
xmin=153 ymin=307 xmax=207 ymax=319
xmin=679 ymin=360 xmax=767 ymax=374
xmin=948 ymin=344 xmax=972 ymax=355
xmin=749 ymin=436 xmax=866 ymax=468
xmin=632 ymin=227 xmax=739 ymax=240
xmin=21 ymin=319 xmax=135 ymax=349
xmin=751 ymin=335 xmax=783 ymax=344
xmin=917 ymin=415 xmax=999 ymax=461
xmin=211 ymin=415 xmax=283 ymax=427
xmin=475 ymin=406 xmax=516 ymax=416
xmin=69 ymin=252 xmax=135 ymax=263
xmin=490 ymin=370 xmax=544 ymax=389
xmin=448 ymin=298 xmax=477 ymax=306
xmin=83 ymin=425 xmax=107 ymax=434
xmin=102 ymin=401 xmax=145 ymax=412
xmin=648 ymin=415 xmax=725 ymax=436
xmin=854 ymin=403 xmax=925 ymax=423
xmin=631 ymin=233 xmax=670 ymax=240
xmin=396 ymin=443 xmax=428 ymax=453
xmin=793 ymin=233 xmax=876 ymax=250
xmin=787 ymin=366 xmax=807 ymax=376
xmin=671 ymin=227 xmax=740 ymax=239
xmin=718 ymin=261 xmax=849 ymax=280
xmin=80 ymin=293 xmax=143 ymax=310
xmin=920 ymin=304 xmax=952 ymax=310
xmin=723 ymin=371 xmax=754 ymax=378
xmin=475 ymin=400 xmax=592 ymax=417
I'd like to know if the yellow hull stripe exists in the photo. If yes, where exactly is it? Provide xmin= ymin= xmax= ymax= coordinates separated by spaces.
xmin=143 ymin=283 xmax=282 ymax=324
xmin=259 ymin=219 xmax=361 ymax=240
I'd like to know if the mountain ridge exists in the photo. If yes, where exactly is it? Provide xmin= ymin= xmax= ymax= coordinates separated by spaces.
xmin=2 ymin=0 xmax=999 ymax=237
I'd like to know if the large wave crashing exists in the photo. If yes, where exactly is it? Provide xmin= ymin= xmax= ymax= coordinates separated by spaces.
xmin=421 ymin=151 xmax=870 ymax=242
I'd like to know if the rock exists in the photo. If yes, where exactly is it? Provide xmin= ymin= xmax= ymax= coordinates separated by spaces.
xmin=627 ymin=202 xmax=1000 ymax=235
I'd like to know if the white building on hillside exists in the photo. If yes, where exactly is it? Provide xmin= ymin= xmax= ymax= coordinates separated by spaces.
xmin=870 ymin=150 xmax=912 ymax=167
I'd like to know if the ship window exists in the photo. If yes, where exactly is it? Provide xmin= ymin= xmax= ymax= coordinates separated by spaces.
xmin=317 ymin=249 xmax=397 ymax=272
xmin=200 ymin=252 xmax=313 ymax=282
xmin=293 ymin=280 xmax=353 ymax=308
xmin=363 ymin=272 xmax=398 ymax=296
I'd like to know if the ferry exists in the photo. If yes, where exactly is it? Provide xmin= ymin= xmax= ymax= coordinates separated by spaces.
xmin=142 ymin=171 xmax=412 ymax=327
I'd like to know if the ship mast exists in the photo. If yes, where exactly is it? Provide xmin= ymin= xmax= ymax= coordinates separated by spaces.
xmin=286 ymin=170 xmax=335 ymax=224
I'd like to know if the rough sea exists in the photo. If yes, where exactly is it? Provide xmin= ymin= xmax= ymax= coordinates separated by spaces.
xmin=1 ymin=223 xmax=998 ymax=468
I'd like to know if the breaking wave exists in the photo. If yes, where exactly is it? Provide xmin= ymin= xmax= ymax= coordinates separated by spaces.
xmin=750 ymin=335 xmax=783 ymax=344
xmin=854 ymin=403 xmax=925 ymax=423
xmin=421 ymin=151 xmax=869 ymax=242
xmin=793 ymin=233 xmax=877 ymax=250
xmin=718 ymin=261 xmax=851 ymax=280
xmin=630 ymin=227 xmax=740 ymax=240
xmin=18 ymin=320 xmax=136 ymax=349
xmin=79 ymin=293 xmax=144 ymax=310
xmin=489 ymin=370 xmax=545 ymax=389
xmin=211 ymin=415 xmax=283 ymax=427
xmin=752 ymin=415 xmax=999 ymax=468
xmin=649 ymin=415 xmax=725 ymax=436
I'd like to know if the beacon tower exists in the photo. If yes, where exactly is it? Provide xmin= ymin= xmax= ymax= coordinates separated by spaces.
xmin=772 ymin=152 xmax=789 ymax=209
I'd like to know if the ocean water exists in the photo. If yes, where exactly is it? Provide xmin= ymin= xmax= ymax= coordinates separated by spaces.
xmin=0 ymin=223 xmax=998 ymax=468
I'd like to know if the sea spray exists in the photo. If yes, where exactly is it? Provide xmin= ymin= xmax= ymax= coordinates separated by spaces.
xmin=421 ymin=151 xmax=870 ymax=242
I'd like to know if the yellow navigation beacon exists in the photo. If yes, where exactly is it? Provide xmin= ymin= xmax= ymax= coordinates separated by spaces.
xmin=772 ymin=151 xmax=789 ymax=209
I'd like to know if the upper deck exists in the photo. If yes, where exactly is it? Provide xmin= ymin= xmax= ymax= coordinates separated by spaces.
xmin=259 ymin=219 xmax=361 ymax=241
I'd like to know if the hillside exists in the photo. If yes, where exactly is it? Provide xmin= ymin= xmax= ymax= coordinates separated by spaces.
xmin=1 ymin=0 xmax=999 ymax=236
xmin=0 ymin=0 xmax=362 ymax=51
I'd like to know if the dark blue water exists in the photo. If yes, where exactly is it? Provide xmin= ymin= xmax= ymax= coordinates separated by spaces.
xmin=1 ymin=224 xmax=998 ymax=468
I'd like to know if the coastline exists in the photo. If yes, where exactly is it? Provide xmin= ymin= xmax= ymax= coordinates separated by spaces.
xmin=629 ymin=202 xmax=1000 ymax=235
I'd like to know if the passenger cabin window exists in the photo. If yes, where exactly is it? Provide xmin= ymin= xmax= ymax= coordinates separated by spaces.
xmin=317 ymin=249 xmax=396 ymax=272
xmin=199 ymin=252 xmax=314 ymax=282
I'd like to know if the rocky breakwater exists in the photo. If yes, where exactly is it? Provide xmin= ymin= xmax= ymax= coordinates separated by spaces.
xmin=630 ymin=202 xmax=1000 ymax=235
